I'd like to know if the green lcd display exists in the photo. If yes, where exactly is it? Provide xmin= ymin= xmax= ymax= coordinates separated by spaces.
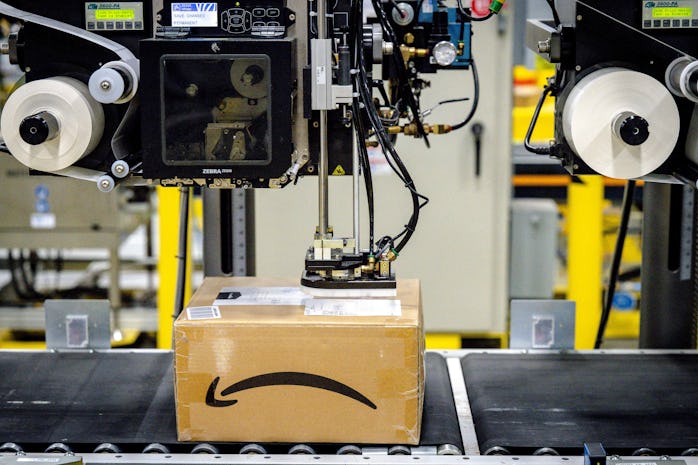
xmin=652 ymin=7 xmax=693 ymax=17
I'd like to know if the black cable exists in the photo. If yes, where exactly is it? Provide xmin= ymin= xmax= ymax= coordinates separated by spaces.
xmin=546 ymin=0 xmax=561 ymax=26
xmin=355 ymin=0 xmax=427 ymax=253
xmin=455 ymin=0 xmax=494 ymax=21
xmin=451 ymin=59 xmax=480 ymax=130
xmin=349 ymin=2 xmax=376 ymax=253
xmin=438 ymin=97 xmax=470 ymax=106
xmin=28 ymin=250 xmax=39 ymax=283
xmin=173 ymin=187 xmax=190 ymax=318
xmin=7 ymin=250 xmax=31 ymax=300
xmin=524 ymin=85 xmax=553 ymax=155
xmin=371 ymin=0 xmax=430 ymax=147
xmin=594 ymin=180 xmax=636 ymax=349
xmin=388 ymin=0 xmax=406 ymax=18
xmin=421 ymin=97 xmax=470 ymax=120
xmin=7 ymin=249 xmax=47 ymax=300
xmin=376 ymin=235 xmax=396 ymax=256
xmin=354 ymin=100 xmax=376 ymax=253
xmin=54 ymin=250 xmax=64 ymax=290
xmin=359 ymin=5 xmax=428 ymax=213
xmin=17 ymin=250 xmax=44 ymax=299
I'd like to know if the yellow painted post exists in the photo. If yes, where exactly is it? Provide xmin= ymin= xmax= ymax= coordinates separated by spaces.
xmin=567 ymin=176 xmax=604 ymax=349
xmin=157 ymin=187 xmax=192 ymax=349
xmin=425 ymin=333 xmax=462 ymax=349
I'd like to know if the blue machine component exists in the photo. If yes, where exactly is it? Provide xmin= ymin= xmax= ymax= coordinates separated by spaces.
xmin=612 ymin=291 xmax=637 ymax=311
xmin=417 ymin=0 xmax=472 ymax=68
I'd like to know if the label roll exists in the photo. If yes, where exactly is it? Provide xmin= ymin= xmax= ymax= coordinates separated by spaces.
xmin=1 ymin=76 xmax=105 ymax=172
xmin=562 ymin=67 xmax=680 ymax=179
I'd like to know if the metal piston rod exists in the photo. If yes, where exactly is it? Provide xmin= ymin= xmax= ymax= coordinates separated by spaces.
xmin=316 ymin=0 xmax=329 ymax=237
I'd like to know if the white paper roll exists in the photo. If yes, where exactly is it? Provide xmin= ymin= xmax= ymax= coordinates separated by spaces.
xmin=1 ymin=76 xmax=105 ymax=172
xmin=562 ymin=67 xmax=680 ymax=179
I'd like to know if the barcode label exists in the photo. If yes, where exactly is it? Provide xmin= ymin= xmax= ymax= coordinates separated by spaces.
xmin=186 ymin=305 xmax=221 ymax=320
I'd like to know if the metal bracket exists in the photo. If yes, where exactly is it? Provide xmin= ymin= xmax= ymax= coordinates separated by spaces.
xmin=45 ymin=299 xmax=111 ymax=350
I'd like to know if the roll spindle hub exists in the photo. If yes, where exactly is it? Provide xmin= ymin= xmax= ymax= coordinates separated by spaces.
xmin=19 ymin=111 xmax=59 ymax=145
xmin=613 ymin=112 xmax=650 ymax=146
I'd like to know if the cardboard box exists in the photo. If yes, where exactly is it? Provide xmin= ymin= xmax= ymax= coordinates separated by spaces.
xmin=174 ymin=277 xmax=424 ymax=444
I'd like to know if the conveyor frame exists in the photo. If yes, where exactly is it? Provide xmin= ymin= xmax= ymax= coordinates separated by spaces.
xmin=9 ymin=454 xmax=698 ymax=465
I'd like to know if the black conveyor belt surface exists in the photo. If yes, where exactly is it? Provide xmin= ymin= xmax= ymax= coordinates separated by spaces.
xmin=0 ymin=351 xmax=458 ymax=450
xmin=0 ymin=351 xmax=177 ymax=446
xmin=420 ymin=352 xmax=462 ymax=450
xmin=462 ymin=353 xmax=698 ymax=454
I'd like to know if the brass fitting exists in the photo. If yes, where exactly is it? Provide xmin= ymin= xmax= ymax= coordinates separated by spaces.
xmin=379 ymin=108 xmax=398 ymax=120
xmin=400 ymin=44 xmax=429 ymax=62
xmin=426 ymin=124 xmax=453 ymax=135
xmin=361 ymin=255 xmax=378 ymax=274
xmin=401 ymin=124 xmax=419 ymax=136
xmin=457 ymin=41 xmax=465 ymax=56
xmin=403 ymin=33 xmax=415 ymax=45
xmin=387 ymin=124 xmax=452 ymax=136
xmin=379 ymin=260 xmax=391 ymax=278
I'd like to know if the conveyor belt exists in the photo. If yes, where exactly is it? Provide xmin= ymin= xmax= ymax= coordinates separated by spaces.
xmin=0 ymin=351 xmax=461 ymax=453
xmin=0 ymin=351 xmax=177 ymax=447
xmin=420 ymin=352 xmax=462 ymax=449
xmin=462 ymin=353 xmax=698 ymax=455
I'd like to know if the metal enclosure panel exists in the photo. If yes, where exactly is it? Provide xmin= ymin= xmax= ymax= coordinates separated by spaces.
xmin=253 ymin=8 xmax=513 ymax=333
xmin=0 ymin=156 xmax=123 ymax=231
xmin=510 ymin=199 xmax=558 ymax=299
xmin=640 ymin=183 xmax=696 ymax=349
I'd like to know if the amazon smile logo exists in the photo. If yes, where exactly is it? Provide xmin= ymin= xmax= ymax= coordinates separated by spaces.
xmin=206 ymin=372 xmax=377 ymax=409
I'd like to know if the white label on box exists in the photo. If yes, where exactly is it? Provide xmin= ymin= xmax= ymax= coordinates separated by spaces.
xmin=213 ymin=287 xmax=308 ymax=306
xmin=304 ymin=299 xmax=402 ymax=317
xmin=186 ymin=305 xmax=221 ymax=320
xmin=30 ymin=212 xmax=56 ymax=229
xmin=171 ymin=3 xmax=218 ymax=27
